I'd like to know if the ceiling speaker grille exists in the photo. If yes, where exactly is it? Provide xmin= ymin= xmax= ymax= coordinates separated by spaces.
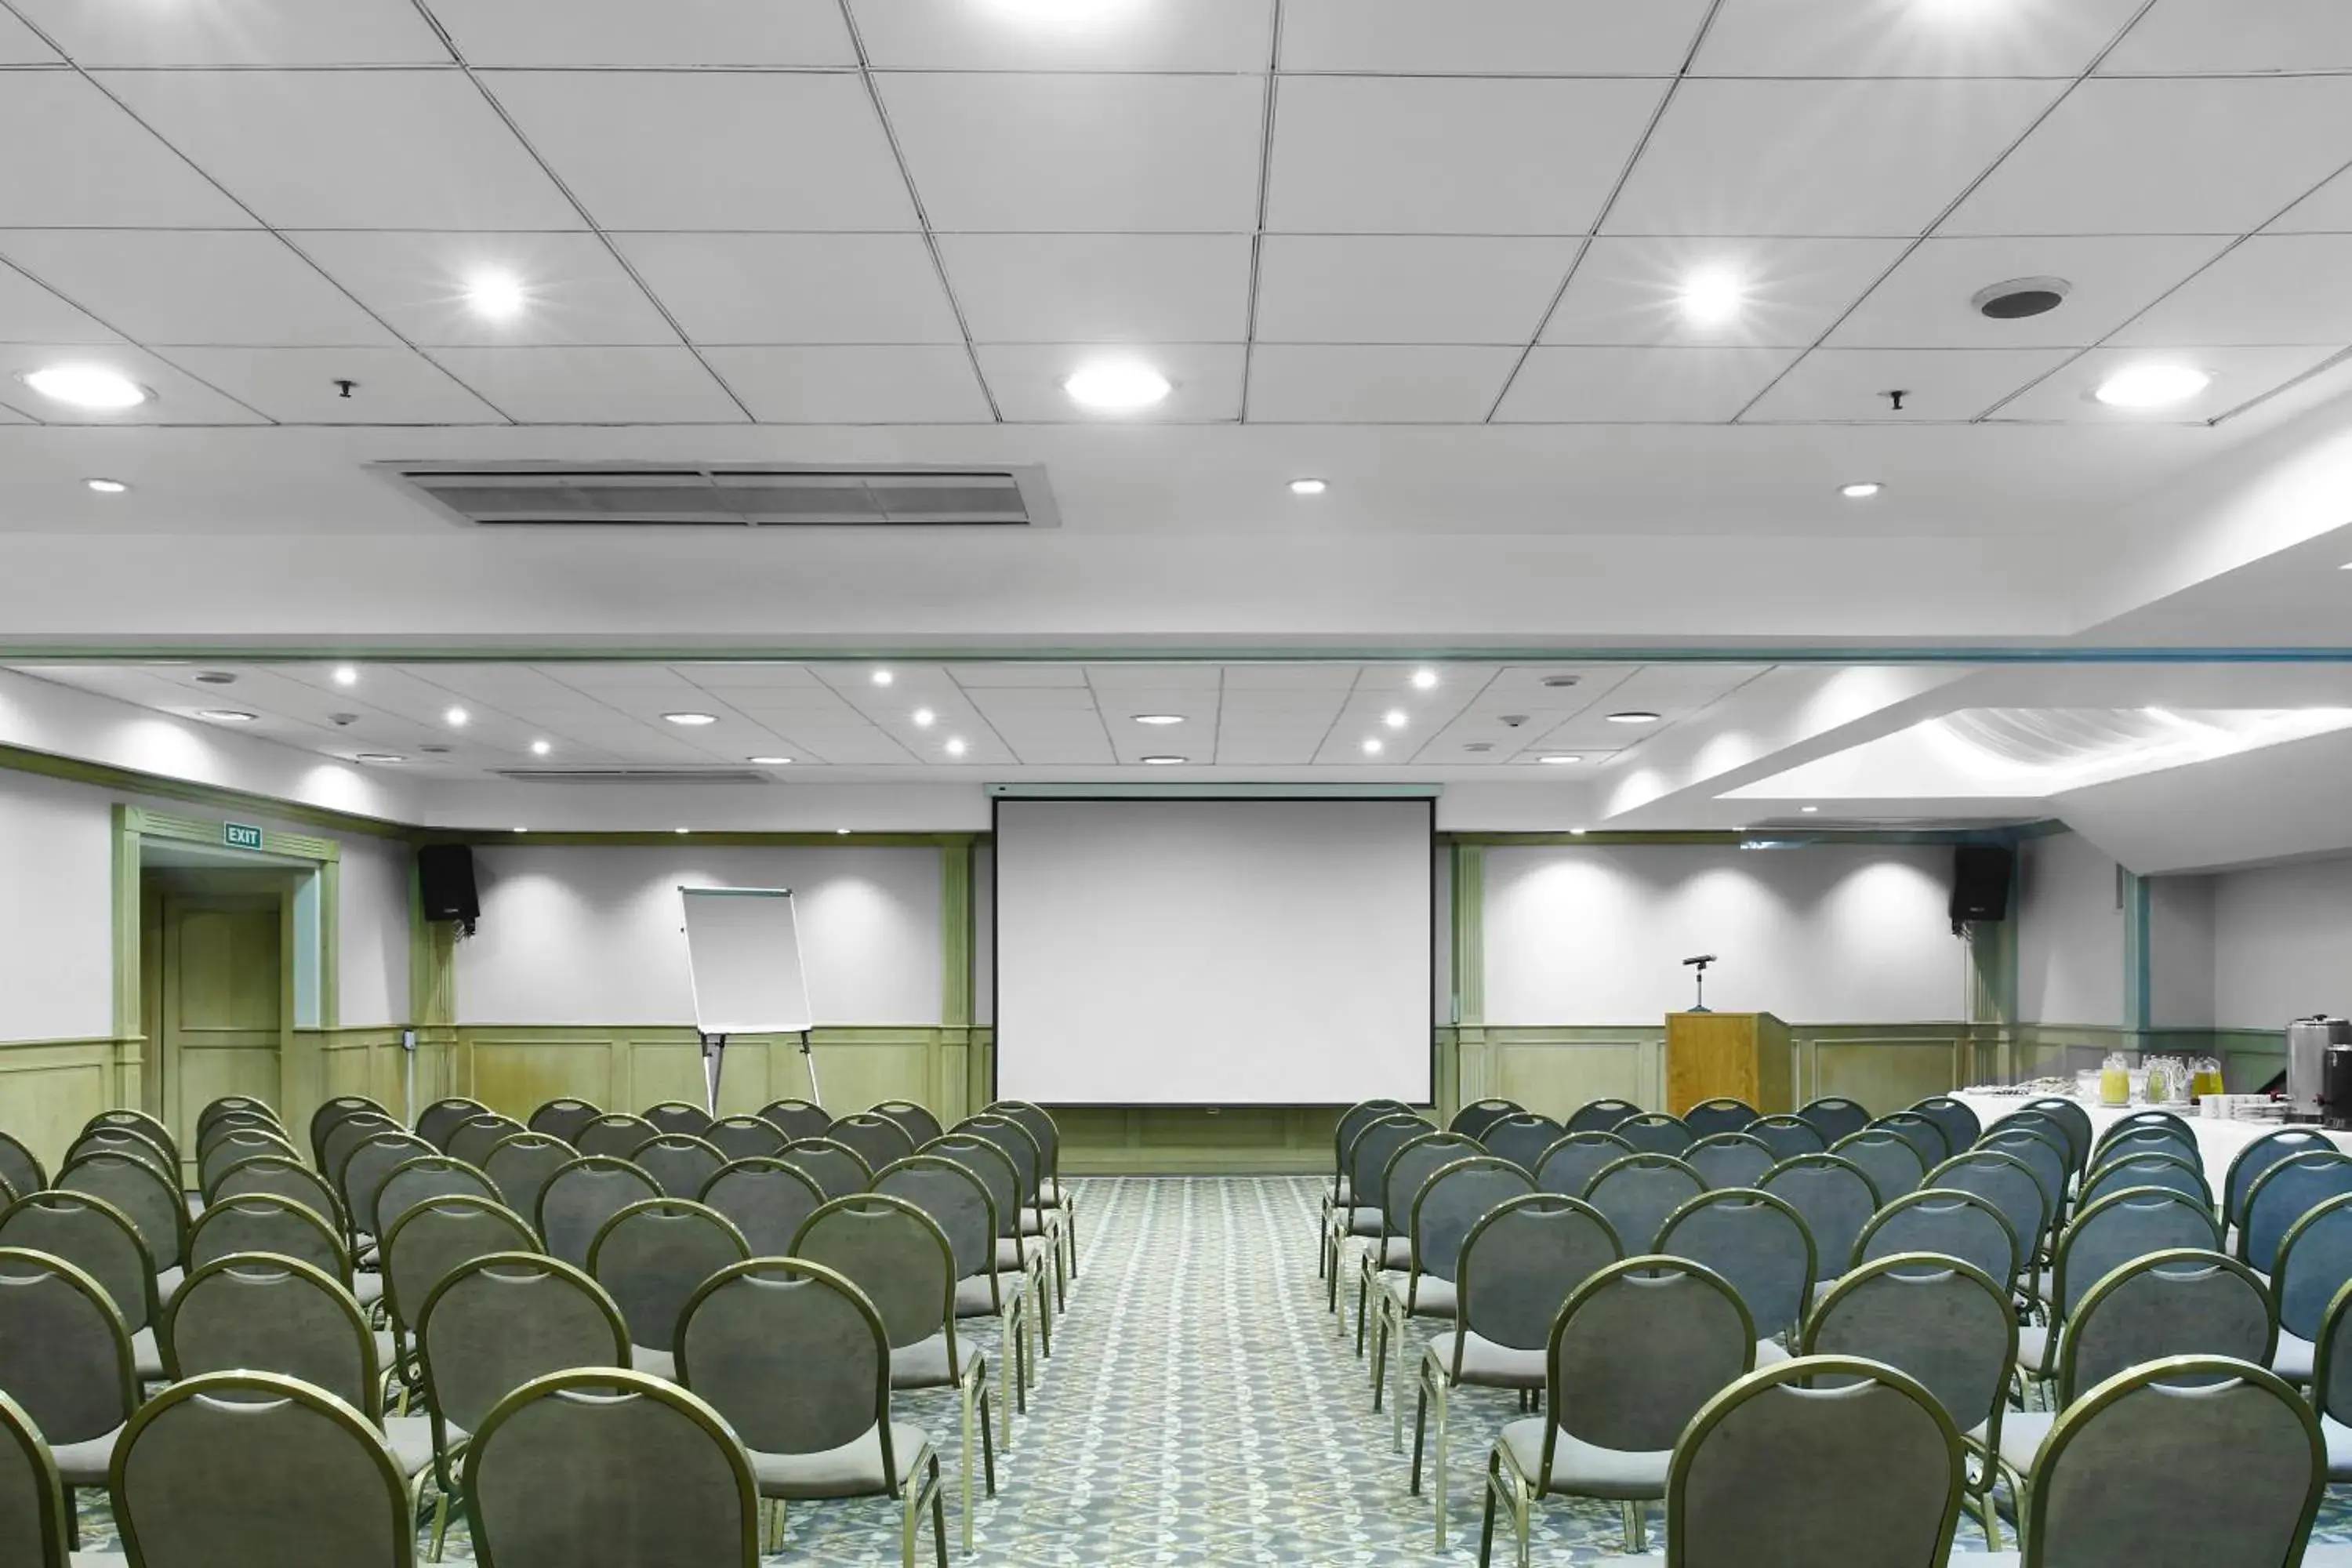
xmin=379 ymin=463 xmax=1058 ymax=529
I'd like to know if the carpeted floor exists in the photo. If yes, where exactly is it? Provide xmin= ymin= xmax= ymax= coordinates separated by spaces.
xmin=70 ymin=1174 xmax=2352 ymax=1563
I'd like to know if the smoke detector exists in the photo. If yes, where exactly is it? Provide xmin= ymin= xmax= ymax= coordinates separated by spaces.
xmin=1972 ymin=277 xmax=2071 ymax=321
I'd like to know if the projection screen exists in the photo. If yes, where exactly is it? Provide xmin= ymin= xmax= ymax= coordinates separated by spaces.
xmin=993 ymin=797 xmax=1434 ymax=1105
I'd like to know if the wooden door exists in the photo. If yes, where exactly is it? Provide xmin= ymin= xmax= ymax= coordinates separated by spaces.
xmin=159 ymin=893 xmax=284 ymax=1176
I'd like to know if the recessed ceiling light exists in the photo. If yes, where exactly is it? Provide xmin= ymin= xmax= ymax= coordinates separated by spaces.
xmin=912 ymin=707 xmax=936 ymax=728
xmin=194 ymin=670 xmax=237 ymax=685
xmin=1289 ymin=477 xmax=1328 ymax=496
xmin=871 ymin=668 xmax=895 ymax=687
xmin=1840 ymin=481 xmax=1883 ymax=500
xmin=331 ymin=664 xmax=359 ymax=687
xmin=1134 ymin=713 xmax=1185 ymax=726
xmin=945 ymin=736 xmax=967 ymax=757
xmin=444 ymin=706 xmax=469 ymax=727
xmin=749 ymin=755 xmax=793 ymax=765
xmin=1062 ymin=359 xmax=1172 ymax=411
xmin=464 ymin=270 xmax=526 ymax=320
xmin=1411 ymin=668 xmax=1439 ymax=691
xmin=530 ymin=739 xmax=552 ymax=756
xmin=356 ymin=753 xmax=404 ymax=764
xmin=1801 ymin=805 xmax=1820 ymax=813
xmin=21 ymin=364 xmax=150 ymax=411
xmin=1677 ymin=267 xmax=1745 ymax=327
xmin=83 ymin=477 xmax=128 ymax=494
xmin=1538 ymin=754 xmax=1580 ymax=765
xmin=1361 ymin=737 xmax=1385 ymax=756
xmin=1141 ymin=755 xmax=1185 ymax=765
xmin=1607 ymin=711 xmax=1662 ymax=724
xmin=1383 ymin=709 xmax=1407 ymax=729
xmin=2094 ymin=362 xmax=2211 ymax=409
xmin=663 ymin=712 xmax=717 ymax=727
xmin=198 ymin=709 xmax=256 ymax=723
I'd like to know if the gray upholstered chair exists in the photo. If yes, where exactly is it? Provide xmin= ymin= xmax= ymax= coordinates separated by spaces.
xmin=446 ymin=1114 xmax=525 ymax=1171
xmin=955 ymin=1113 xmax=1065 ymax=1309
xmin=1910 ymin=1094 xmax=1983 ymax=1156
xmin=2019 ymin=1187 xmax=2220 ymax=1392
xmin=0 ymin=1248 xmax=137 ymax=1514
xmin=1923 ymin=1149 xmax=2048 ymax=1291
xmin=535 ymin=1156 xmax=660 ymax=1270
xmin=1684 ymin=1132 xmax=1774 ymax=1192
xmin=1479 ymin=1255 xmax=1754 ymax=1562
xmin=381 ymin=1196 xmax=540 ymax=1392
xmin=1987 ymin=1357 xmax=2322 ymax=1568
xmin=2240 ymin=1150 xmax=2352 ymax=1276
xmin=1757 ymin=1153 xmax=1879 ymax=1285
xmin=676 ymin=1259 xmax=946 ymax=1565
xmin=2097 ymin=1107 xmax=2194 ymax=1149
xmin=1320 ymin=1098 xmax=1413 ymax=1272
xmin=375 ymin=1153 xmax=501 ymax=1242
xmin=0 ymin=1386 xmax=74 ymax=1568
xmin=416 ymin=1097 xmax=490 ymax=1152
xmin=1370 ymin=1156 xmax=1534 ymax=1439
xmin=0 ymin=1132 xmax=45 ymax=1201
xmin=1853 ymin=1187 xmax=2021 ymax=1294
xmin=1977 ymin=1123 xmax=2071 ymax=1243
xmin=878 ymin=1101 xmax=949 ymax=1150
xmin=1613 ymin=1112 xmax=1695 ymax=1158
xmin=587 ymin=1198 xmax=750 ymax=1379
xmin=212 ymin=1152 xmax=349 ymax=1236
xmin=463 ymin=1368 xmax=763 ymax=1567
xmin=983 ymin=1101 xmax=1072 ymax=1280
xmin=1414 ymin=1194 xmax=1621 ymax=1550
xmin=629 ymin=1134 xmax=728 ymax=1200
xmin=757 ymin=1098 xmax=832 ymax=1142
xmin=1802 ymin=1253 xmax=2016 ymax=1549
xmin=1324 ymin=1112 xmax=1428 ymax=1305
xmin=777 ymin=1137 xmax=874 ymax=1202
xmin=524 ymin=1097 xmax=601 ymax=1144
xmin=705 ymin=1115 xmax=789 ymax=1163
xmin=1448 ymin=1098 xmax=1523 ymax=1142
xmin=2016 ymin=1096 xmax=2094 ymax=1177
xmin=112 ymin=1370 xmax=418 ymax=1568
xmin=1747 ymin=1112 xmax=1825 ymax=1164
xmin=196 ymin=1095 xmax=278 ymax=1142
xmin=197 ymin=1126 xmax=299 ymax=1199
xmin=1656 ymin=1187 xmax=1817 ymax=1351
xmin=576 ymin=1112 xmax=659 ymax=1161
xmin=699 ymin=1156 xmax=826 ymax=1258
xmin=1581 ymin=1154 xmax=1705 ymax=1255
xmin=643 ymin=1100 xmax=717 ymax=1138
xmin=1563 ymin=1098 xmax=1639 ymax=1135
xmin=1830 ymin=1128 xmax=1926 ymax=1203
xmin=340 ymin=1131 xmax=436 ymax=1248
xmin=916 ymin=1137 xmax=1042 ymax=1394
xmin=320 ymin=1111 xmax=403 ymax=1198
xmin=59 ymin=1150 xmax=188 ymax=1276
xmin=1479 ymin=1113 xmax=1564 ymax=1174
xmin=189 ymin=1192 xmax=352 ymax=1283
xmin=310 ymin=1094 xmax=390 ymax=1170
xmin=64 ymin=1124 xmax=175 ymax=1184
xmin=1795 ymin=1097 xmax=1869 ymax=1145
xmin=416 ymin=1252 xmax=630 ymax=1559
xmin=1356 ymin=1131 xmax=1486 ymax=1352
xmin=2309 ymin=1276 xmax=2352 ymax=1481
xmin=1665 ymin=1356 xmax=1964 ymax=1568
xmin=1682 ymin=1098 xmax=1759 ymax=1139
xmin=2081 ymin=1150 xmax=2212 ymax=1211
xmin=481 ymin=1133 xmax=574 ymax=1230
xmin=0 ymin=1191 xmax=165 ymax=1380
xmin=1530 ymin=1131 xmax=1632 ymax=1201
xmin=2270 ymin=1192 xmax=2352 ymax=1384
xmin=1871 ymin=1109 xmax=1951 ymax=1171
xmin=2091 ymin=1120 xmax=2201 ymax=1176
xmin=873 ymin=1155 xmax=1014 ymax=1450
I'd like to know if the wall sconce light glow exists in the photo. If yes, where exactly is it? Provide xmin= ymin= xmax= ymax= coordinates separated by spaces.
xmin=1677 ymin=267 xmax=1746 ymax=327
xmin=912 ymin=708 xmax=936 ymax=728
xmin=749 ymin=755 xmax=792 ymax=765
xmin=83 ymin=477 xmax=129 ymax=494
xmin=2094 ymin=362 xmax=2210 ymax=408
xmin=198 ymin=709 xmax=257 ymax=723
xmin=1361 ymin=737 xmax=1385 ymax=756
xmin=871 ymin=669 xmax=895 ymax=687
xmin=512 ymin=826 xmax=528 ymax=834
xmin=1570 ymin=827 xmax=1588 ymax=835
xmin=836 ymin=827 xmax=852 ymax=834
xmin=531 ymin=739 xmax=552 ymax=756
xmin=444 ymin=706 xmax=469 ymax=728
xmin=674 ymin=827 xmax=691 ymax=835
xmin=1133 ymin=714 xmax=1184 ymax=726
xmin=1606 ymin=711 xmax=1662 ymax=725
xmin=1289 ymin=477 xmax=1328 ymax=496
xmin=1411 ymin=668 xmax=1439 ymax=690
xmin=1839 ymin=481 xmax=1883 ymax=499
xmin=24 ymin=364 xmax=150 ymax=411
xmin=1062 ymin=359 xmax=1171 ymax=411
xmin=331 ymin=664 xmax=359 ymax=687
xmin=662 ymin=712 xmax=717 ymax=727
xmin=464 ymin=270 xmax=527 ymax=320
xmin=944 ymin=736 xmax=967 ymax=757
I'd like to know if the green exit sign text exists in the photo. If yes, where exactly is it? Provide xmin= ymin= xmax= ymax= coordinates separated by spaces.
xmin=223 ymin=822 xmax=265 ymax=851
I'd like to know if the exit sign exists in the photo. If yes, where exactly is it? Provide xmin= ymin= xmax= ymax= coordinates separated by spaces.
xmin=223 ymin=822 xmax=264 ymax=851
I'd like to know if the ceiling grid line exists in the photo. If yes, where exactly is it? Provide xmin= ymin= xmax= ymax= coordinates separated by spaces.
xmin=1234 ymin=0 xmax=1284 ymax=424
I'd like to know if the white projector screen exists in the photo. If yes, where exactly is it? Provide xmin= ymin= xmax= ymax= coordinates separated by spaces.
xmin=993 ymin=797 xmax=1434 ymax=1105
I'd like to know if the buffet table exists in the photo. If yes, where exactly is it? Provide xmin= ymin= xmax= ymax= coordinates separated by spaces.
xmin=1951 ymin=1089 xmax=2352 ymax=1196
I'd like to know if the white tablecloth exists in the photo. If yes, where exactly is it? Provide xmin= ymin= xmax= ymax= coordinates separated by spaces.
xmin=1951 ymin=1089 xmax=2352 ymax=1197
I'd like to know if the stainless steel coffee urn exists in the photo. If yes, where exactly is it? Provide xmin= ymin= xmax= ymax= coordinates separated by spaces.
xmin=2288 ymin=1015 xmax=2352 ymax=1118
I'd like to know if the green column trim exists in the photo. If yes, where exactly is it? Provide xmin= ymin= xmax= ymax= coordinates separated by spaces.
xmin=941 ymin=842 xmax=973 ymax=1029
xmin=1451 ymin=841 xmax=1484 ymax=1028
xmin=2122 ymin=869 xmax=2152 ymax=1051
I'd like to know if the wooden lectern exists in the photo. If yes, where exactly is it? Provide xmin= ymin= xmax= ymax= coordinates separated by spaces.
xmin=1666 ymin=1011 xmax=1791 ymax=1117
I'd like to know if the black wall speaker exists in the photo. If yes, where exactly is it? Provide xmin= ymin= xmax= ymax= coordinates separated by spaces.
xmin=1950 ymin=844 xmax=2014 ymax=931
xmin=417 ymin=844 xmax=479 ymax=935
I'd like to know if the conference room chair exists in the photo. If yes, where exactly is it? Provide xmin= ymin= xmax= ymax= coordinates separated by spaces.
xmin=446 ymin=1114 xmax=527 ymax=1171
xmin=2019 ymin=1187 xmax=2221 ymax=1396
xmin=955 ymin=1112 xmax=1065 ymax=1308
xmin=1324 ymin=1112 xmax=1428 ymax=1303
xmin=340 ymin=1129 xmax=437 ymax=1248
xmin=314 ymin=1099 xmax=396 ymax=1178
xmin=675 ymin=1260 xmax=947 ymax=1566
xmin=984 ymin=1101 xmax=1074 ymax=1279
xmin=0 ymin=1248 xmax=138 ymax=1519
xmin=1356 ymin=1131 xmax=1486 ymax=1353
xmin=1479 ymin=1112 xmax=1565 ymax=1174
xmin=1413 ymin=1193 xmax=1621 ymax=1551
xmin=2092 ymin=1120 xmax=2202 ymax=1177
xmin=576 ymin=1112 xmax=661 ymax=1161
xmin=1320 ymin=1098 xmax=1414 ymax=1271
xmin=1563 ymin=1098 xmax=1639 ymax=1135
xmin=1871 ymin=1109 xmax=1953 ymax=1172
xmin=2268 ymin=1192 xmax=2352 ymax=1384
xmin=85 ymin=1107 xmax=178 ymax=1152
xmin=1370 ymin=1156 xmax=1534 ymax=1438
xmin=830 ymin=1112 xmax=919 ymax=1176
xmin=481 ymin=1133 xmax=574 ymax=1229
xmin=1984 ymin=1357 xmax=2323 ymax=1568
xmin=2241 ymin=1151 xmax=2352 ymax=1276
xmin=924 ymin=1132 xmax=1050 ymax=1367
xmin=586 ymin=1197 xmax=750 ymax=1379
xmin=698 ymin=1156 xmax=825 ymax=1258
xmin=1581 ymin=1154 xmax=1706 ymax=1260
xmin=879 ymin=1100 xmax=949 ymax=1149
xmin=872 ymin=1156 xmax=1009 ymax=1488
xmin=1746 ymin=1112 xmax=1826 ymax=1164
xmin=1795 ymin=1096 xmax=1870 ymax=1145
xmin=1995 ymin=1248 xmax=2276 ymax=1492
xmin=1682 ymin=1132 xmax=1775 ymax=1191
xmin=197 ymin=1107 xmax=289 ymax=1163
xmin=1680 ymin=1098 xmax=1760 ymax=1139
xmin=1655 ymin=1188 xmax=1817 ymax=1354
xmin=213 ymin=1150 xmax=347 ymax=1230
xmin=112 ymin=1370 xmax=419 ymax=1568
xmin=2016 ymin=1096 xmax=2096 ymax=1178
xmin=0 ymin=1191 xmax=165 ymax=1381
xmin=703 ymin=1114 xmax=789 ymax=1163
xmin=159 ymin=1252 xmax=437 ymax=1533
xmin=1666 ymin=1356 xmax=1965 ymax=1568
xmin=197 ymin=1125 xmax=299 ymax=1199
xmin=0 ymin=1386 xmax=77 ymax=1568
xmin=1831 ymin=1128 xmax=1926 ymax=1203
xmin=2226 ymin=1128 xmax=2343 ymax=1237
xmin=1449 ymin=1098 xmax=1524 ymax=1142
xmin=382 ymin=1196 xmax=541 ymax=1396
xmin=1480 ymin=1255 xmax=1755 ymax=1563
xmin=535 ymin=1156 xmax=660 ymax=1270
xmin=57 ymin=1151 xmax=189 ymax=1283
xmin=757 ymin=1097 xmax=832 ymax=1143
xmin=0 ymin=1132 xmax=45 ymax=1202
xmin=416 ymin=1252 xmax=630 ymax=1561
xmin=1530 ymin=1131 xmax=1633 ymax=1203
xmin=904 ymin=1145 xmax=1036 ymax=1422
xmin=1853 ymin=1188 xmax=2023 ymax=1298
xmin=1801 ymin=1254 xmax=2017 ymax=1548
xmin=790 ymin=1189 xmax=991 ymax=1550
xmin=1924 ymin=1149 xmax=2049 ymax=1294
xmin=1758 ymin=1154 xmax=1879 ymax=1290
xmin=630 ymin=1133 xmax=728 ymax=1201
xmin=644 ymin=1100 xmax=717 ymax=1138
xmin=2080 ymin=1150 xmax=2212 ymax=1212
xmin=195 ymin=1093 xmax=278 ymax=1142
xmin=524 ymin=1096 xmax=601 ymax=1145
xmin=188 ymin=1191 xmax=352 ymax=1284
xmin=1976 ymin=1128 xmax=2072 ymax=1269
xmin=416 ymin=1096 xmax=492 ymax=1152
xmin=0 ymin=1171 xmax=16 ymax=1210
xmin=778 ymin=1136 xmax=875 ymax=1203
xmin=376 ymin=1153 xmax=502 ymax=1243
xmin=2308 ymin=1279 xmax=2352 ymax=1483
xmin=1613 ymin=1112 xmax=1697 ymax=1159
xmin=68 ymin=1121 xmax=176 ymax=1184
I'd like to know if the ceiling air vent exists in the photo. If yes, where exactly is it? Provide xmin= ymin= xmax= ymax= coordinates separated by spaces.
xmin=492 ymin=768 xmax=775 ymax=785
xmin=376 ymin=462 xmax=1059 ymax=529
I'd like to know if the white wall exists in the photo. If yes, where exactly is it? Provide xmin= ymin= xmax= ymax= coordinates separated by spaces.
xmin=456 ymin=844 xmax=942 ymax=1026
xmin=0 ymin=771 xmax=118 ymax=1041
xmin=2148 ymin=874 xmax=2216 ymax=1029
xmin=336 ymin=835 xmax=412 ymax=1028
xmin=1482 ymin=844 xmax=1964 ymax=1024
xmin=2016 ymin=831 xmax=2124 ymax=1026
xmin=2212 ymin=856 xmax=2352 ymax=1029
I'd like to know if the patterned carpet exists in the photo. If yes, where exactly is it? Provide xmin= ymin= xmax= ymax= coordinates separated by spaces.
xmin=69 ymin=1174 xmax=2352 ymax=1563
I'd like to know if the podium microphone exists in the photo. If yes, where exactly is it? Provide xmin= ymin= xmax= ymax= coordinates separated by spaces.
xmin=1682 ymin=954 xmax=1717 ymax=1013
